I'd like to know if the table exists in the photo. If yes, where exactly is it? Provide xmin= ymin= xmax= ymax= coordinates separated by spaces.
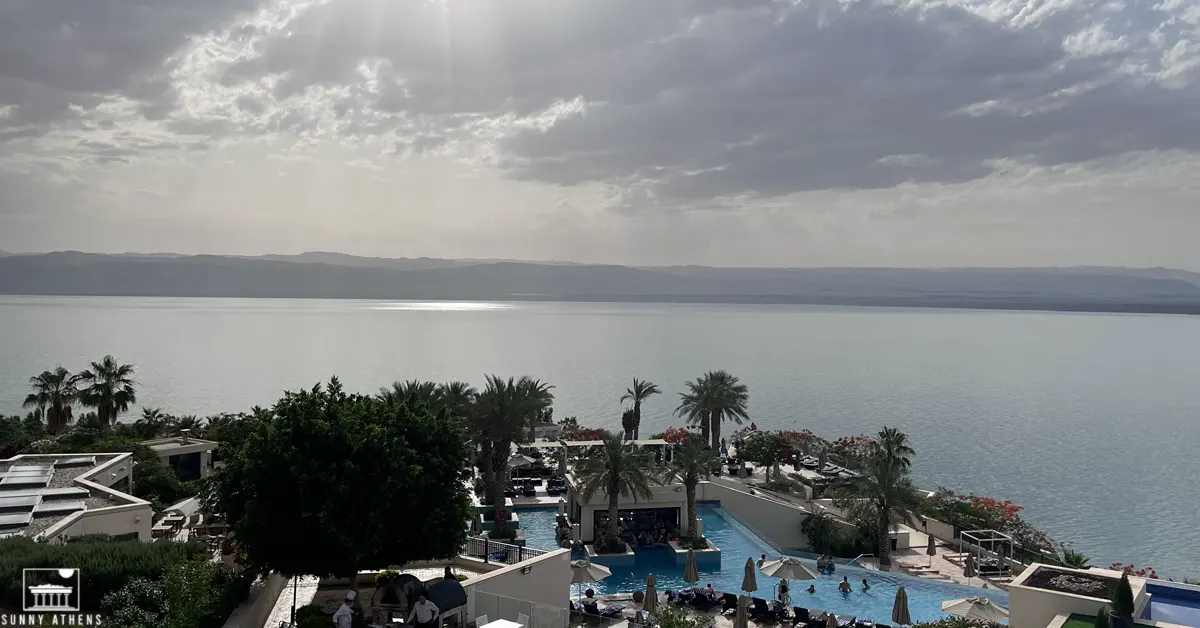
xmin=479 ymin=620 xmax=524 ymax=628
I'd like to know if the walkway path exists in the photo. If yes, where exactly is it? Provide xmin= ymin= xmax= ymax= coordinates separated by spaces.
xmin=263 ymin=575 xmax=320 ymax=628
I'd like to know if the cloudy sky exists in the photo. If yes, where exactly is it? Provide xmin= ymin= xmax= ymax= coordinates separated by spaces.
xmin=2 ymin=0 xmax=1199 ymax=268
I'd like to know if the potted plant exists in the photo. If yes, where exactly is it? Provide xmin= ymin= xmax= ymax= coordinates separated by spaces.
xmin=1109 ymin=573 xmax=1135 ymax=628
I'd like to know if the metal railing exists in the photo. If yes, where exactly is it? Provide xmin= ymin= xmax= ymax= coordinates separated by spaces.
xmin=465 ymin=536 xmax=550 ymax=565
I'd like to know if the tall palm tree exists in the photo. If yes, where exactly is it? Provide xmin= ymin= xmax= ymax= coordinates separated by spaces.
xmin=515 ymin=377 xmax=555 ymax=440
xmin=469 ymin=375 xmax=554 ymax=509
xmin=378 ymin=379 xmax=441 ymax=408
xmin=833 ymin=427 xmax=922 ymax=566
xmin=660 ymin=435 xmax=718 ymax=539
xmin=78 ymin=356 xmax=137 ymax=428
xmin=135 ymin=407 xmax=169 ymax=439
xmin=573 ymin=430 xmax=655 ymax=551
xmin=436 ymin=380 xmax=478 ymax=421
xmin=674 ymin=370 xmax=749 ymax=450
xmin=620 ymin=378 xmax=661 ymax=440
xmin=23 ymin=366 xmax=81 ymax=434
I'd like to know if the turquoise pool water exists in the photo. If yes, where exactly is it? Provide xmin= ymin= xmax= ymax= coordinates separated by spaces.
xmin=514 ymin=504 xmax=1008 ymax=624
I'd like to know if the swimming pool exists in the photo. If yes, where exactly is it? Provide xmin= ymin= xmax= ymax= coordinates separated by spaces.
xmin=513 ymin=504 xmax=1008 ymax=624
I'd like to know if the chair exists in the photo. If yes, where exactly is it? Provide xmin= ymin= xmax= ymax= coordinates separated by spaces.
xmin=791 ymin=607 xmax=810 ymax=626
xmin=476 ymin=616 xmax=489 ymax=628
xmin=720 ymin=593 xmax=739 ymax=614
xmin=517 ymin=613 xmax=530 ymax=626
xmin=751 ymin=598 xmax=781 ymax=622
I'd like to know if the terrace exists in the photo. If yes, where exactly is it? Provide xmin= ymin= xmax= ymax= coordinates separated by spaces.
xmin=0 ymin=452 xmax=152 ymax=542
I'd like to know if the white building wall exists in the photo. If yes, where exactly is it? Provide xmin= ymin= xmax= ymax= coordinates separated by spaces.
xmin=57 ymin=504 xmax=154 ymax=541
xmin=464 ymin=549 xmax=572 ymax=620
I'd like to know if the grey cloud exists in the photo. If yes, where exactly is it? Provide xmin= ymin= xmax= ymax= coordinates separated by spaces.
xmin=209 ymin=0 xmax=1200 ymax=200
xmin=0 ymin=0 xmax=259 ymax=131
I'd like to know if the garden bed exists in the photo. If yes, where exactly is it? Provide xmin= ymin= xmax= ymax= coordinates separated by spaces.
xmin=1023 ymin=566 xmax=1117 ymax=599
xmin=669 ymin=538 xmax=722 ymax=567
xmin=584 ymin=542 xmax=636 ymax=567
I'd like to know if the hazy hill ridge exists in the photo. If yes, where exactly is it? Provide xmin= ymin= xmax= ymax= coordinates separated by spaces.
xmin=1 ymin=251 xmax=1199 ymax=314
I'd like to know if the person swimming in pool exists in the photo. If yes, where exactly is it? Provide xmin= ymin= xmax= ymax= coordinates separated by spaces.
xmin=862 ymin=579 xmax=871 ymax=591
xmin=838 ymin=577 xmax=852 ymax=593
xmin=807 ymin=584 xmax=816 ymax=594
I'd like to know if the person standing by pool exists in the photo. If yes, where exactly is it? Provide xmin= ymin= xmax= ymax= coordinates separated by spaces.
xmin=778 ymin=581 xmax=790 ymax=607
xmin=838 ymin=577 xmax=851 ymax=593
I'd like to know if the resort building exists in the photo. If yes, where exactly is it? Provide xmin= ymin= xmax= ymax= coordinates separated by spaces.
xmin=140 ymin=433 xmax=219 ymax=481
xmin=0 ymin=452 xmax=153 ymax=542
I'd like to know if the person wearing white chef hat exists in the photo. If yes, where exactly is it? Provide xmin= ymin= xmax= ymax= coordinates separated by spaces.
xmin=332 ymin=591 xmax=355 ymax=628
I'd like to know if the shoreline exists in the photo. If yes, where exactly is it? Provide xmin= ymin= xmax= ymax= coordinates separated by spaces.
xmin=3 ymin=292 xmax=1200 ymax=316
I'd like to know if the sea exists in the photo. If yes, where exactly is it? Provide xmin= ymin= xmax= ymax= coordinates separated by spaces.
xmin=1 ymin=295 xmax=1197 ymax=578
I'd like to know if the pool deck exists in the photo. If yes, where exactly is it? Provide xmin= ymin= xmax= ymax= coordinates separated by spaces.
xmin=717 ymin=462 xmax=1004 ymax=591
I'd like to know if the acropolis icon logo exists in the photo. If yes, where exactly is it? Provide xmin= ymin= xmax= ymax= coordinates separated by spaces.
xmin=23 ymin=568 xmax=81 ymax=612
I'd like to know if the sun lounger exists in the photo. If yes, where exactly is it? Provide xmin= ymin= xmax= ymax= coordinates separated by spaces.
xmin=721 ymin=593 xmax=739 ymax=614
xmin=791 ymin=607 xmax=810 ymax=626
xmin=836 ymin=615 xmax=856 ymax=627
xmin=807 ymin=612 xmax=830 ymax=628
xmin=750 ymin=597 xmax=783 ymax=622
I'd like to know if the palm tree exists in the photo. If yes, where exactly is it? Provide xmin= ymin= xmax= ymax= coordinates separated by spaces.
xmin=660 ymin=435 xmax=718 ymax=539
xmin=515 ymin=377 xmax=555 ymax=440
xmin=833 ymin=427 xmax=922 ymax=566
xmin=469 ymin=375 xmax=554 ymax=509
xmin=134 ymin=407 xmax=169 ymax=439
xmin=674 ymin=370 xmax=749 ymax=450
xmin=573 ymin=430 xmax=655 ymax=552
xmin=378 ymin=379 xmax=441 ymax=408
xmin=437 ymin=381 xmax=478 ymax=421
xmin=23 ymin=366 xmax=81 ymax=434
xmin=620 ymin=378 xmax=661 ymax=440
xmin=78 ymin=355 xmax=137 ymax=428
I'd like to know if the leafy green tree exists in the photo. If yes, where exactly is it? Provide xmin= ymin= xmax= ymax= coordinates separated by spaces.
xmin=24 ymin=366 xmax=82 ymax=434
xmin=100 ymin=578 xmax=166 ymax=628
xmin=834 ymin=427 xmax=922 ymax=566
xmin=620 ymin=378 xmax=661 ymax=440
xmin=675 ymin=370 xmax=749 ymax=450
xmin=78 ymin=355 xmax=137 ymax=427
xmin=737 ymin=431 xmax=786 ymax=481
xmin=573 ymin=430 xmax=655 ymax=553
xmin=659 ymin=435 xmax=718 ymax=540
xmin=163 ymin=560 xmax=217 ymax=628
xmin=203 ymin=378 xmax=473 ymax=602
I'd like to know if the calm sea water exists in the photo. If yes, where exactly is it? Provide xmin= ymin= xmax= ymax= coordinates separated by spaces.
xmin=1 ymin=296 xmax=1197 ymax=577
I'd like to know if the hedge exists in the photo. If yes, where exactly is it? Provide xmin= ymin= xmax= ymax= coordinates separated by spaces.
xmin=0 ymin=536 xmax=209 ymax=611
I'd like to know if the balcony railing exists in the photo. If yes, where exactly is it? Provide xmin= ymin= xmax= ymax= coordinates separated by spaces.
xmin=464 ymin=536 xmax=550 ymax=565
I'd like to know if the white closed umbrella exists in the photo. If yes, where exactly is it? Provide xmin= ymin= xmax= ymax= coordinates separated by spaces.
xmin=684 ymin=550 xmax=700 ymax=585
xmin=942 ymin=596 xmax=1009 ymax=623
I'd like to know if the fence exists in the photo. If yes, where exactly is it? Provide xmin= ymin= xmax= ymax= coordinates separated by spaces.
xmin=465 ymin=536 xmax=550 ymax=565
xmin=473 ymin=591 xmax=568 ymax=628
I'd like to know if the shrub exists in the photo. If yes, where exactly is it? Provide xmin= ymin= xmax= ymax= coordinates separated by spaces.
xmin=650 ymin=604 xmax=712 ymax=628
xmin=100 ymin=578 xmax=167 ymax=628
xmin=0 ymin=536 xmax=209 ymax=611
xmin=1111 ymin=573 xmax=1134 ymax=618
xmin=98 ymin=559 xmax=252 ymax=628
xmin=913 ymin=619 xmax=1004 ymax=628
xmin=677 ymin=536 xmax=709 ymax=550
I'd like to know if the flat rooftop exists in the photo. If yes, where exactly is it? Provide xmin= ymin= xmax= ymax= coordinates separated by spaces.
xmin=0 ymin=454 xmax=138 ymax=539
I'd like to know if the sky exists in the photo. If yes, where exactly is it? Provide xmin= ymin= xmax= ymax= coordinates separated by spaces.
xmin=1 ymin=0 xmax=1199 ymax=269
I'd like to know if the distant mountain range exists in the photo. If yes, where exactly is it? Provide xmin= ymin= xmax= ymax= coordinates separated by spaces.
xmin=2 ymin=251 xmax=1200 ymax=314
